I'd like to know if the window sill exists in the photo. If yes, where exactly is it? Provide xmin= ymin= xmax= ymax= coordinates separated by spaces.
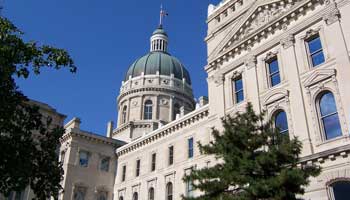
xmin=316 ymin=134 xmax=349 ymax=147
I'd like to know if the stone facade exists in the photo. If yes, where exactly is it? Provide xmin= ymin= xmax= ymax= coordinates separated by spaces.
xmin=60 ymin=0 xmax=350 ymax=199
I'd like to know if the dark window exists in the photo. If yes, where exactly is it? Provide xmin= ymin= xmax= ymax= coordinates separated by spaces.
xmin=331 ymin=181 xmax=350 ymax=200
xmin=274 ymin=111 xmax=289 ymax=135
xmin=166 ymin=182 xmax=173 ymax=200
xmin=148 ymin=187 xmax=155 ymax=200
xmin=319 ymin=92 xmax=342 ymax=140
xmin=144 ymin=100 xmax=153 ymax=120
xmin=151 ymin=153 xmax=156 ymax=171
xmin=122 ymin=106 xmax=127 ymax=124
xmin=79 ymin=151 xmax=89 ymax=168
xmin=121 ymin=165 xmax=126 ymax=182
xmin=234 ymin=76 xmax=244 ymax=103
xmin=119 ymin=197 xmax=123 ymax=200
xmin=267 ymin=58 xmax=281 ymax=87
xmin=132 ymin=192 xmax=138 ymax=200
xmin=188 ymin=138 xmax=194 ymax=158
xmin=136 ymin=159 xmax=141 ymax=177
xmin=169 ymin=146 xmax=174 ymax=165
xmin=173 ymin=103 xmax=180 ymax=120
xmin=307 ymin=35 xmax=325 ymax=67
xmin=100 ymin=157 xmax=110 ymax=172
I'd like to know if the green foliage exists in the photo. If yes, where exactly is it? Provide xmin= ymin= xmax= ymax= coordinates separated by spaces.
xmin=0 ymin=16 xmax=76 ymax=199
xmin=183 ymin=103 xmax=321 ymax=200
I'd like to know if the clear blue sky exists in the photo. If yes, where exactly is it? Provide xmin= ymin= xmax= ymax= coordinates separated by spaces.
xmin=4 ymin=0 xmax=221 ymax=135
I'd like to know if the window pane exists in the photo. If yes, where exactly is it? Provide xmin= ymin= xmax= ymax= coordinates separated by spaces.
xmin=308 ymin=37 xmax=322 ymax=53
xmin=270 ymin=73 xmax=281 ymax=87
xmin=332 ymin=181 xmax=350 ymax=200
xmin=236 ymin=91 xmax=244 ymax=103
xmin=268 ymin=60 xmax=279 ymax=73
xmin=275 ymin=111 xmax=288 ymax=134
xmin=100 ymin=157 xmax=110 ymax=172
xmin=323 ymin=114 xmax=342 ymax=140
xmin=188 ymin=138 xmax=194 ymax=158
xmin=79 ymin=151 xmax=89 ymax=167
xmin=235 ymin=78 xmax=243 ymax=91
xmin=320 ymin=92 xmax=338 ymax=116
xmin=311 ymin=51 xmax=325 ymax=66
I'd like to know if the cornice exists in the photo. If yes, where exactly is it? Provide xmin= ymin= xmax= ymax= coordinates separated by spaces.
xmin=116 ymin=105 xmax=210 ymax=157
xmin=299 ymin=143 xmax=350 ymax=165
xmin=60 ymin=129 xmax=125 ymax=147
xmin=206 ymin=0 xmax=332 ymax=72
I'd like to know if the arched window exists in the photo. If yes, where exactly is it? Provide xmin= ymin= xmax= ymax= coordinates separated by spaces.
xmin=122 ymin=106 xmax=127 ymax=124
xmin=132 ymin=192 xmax=138 ymax=200
xmin=274 ymin=110 xmax=289 ymax=135
xmin=119 ymin=197 xmax=123 ymax=200
xmin=330 ymin=181 xmax=350 ymax=200
xmin=173 ymin=103 xmax=180 ymax=120
xmin=166 ymin=182 xmax=173 ymax=200
xmin=318 ymin=92 xmax=342 ymax=140
xmin=144 ymin=100 xmax=153 ymax=120
xmin=148 ymin=187 xmax=155 ymax=200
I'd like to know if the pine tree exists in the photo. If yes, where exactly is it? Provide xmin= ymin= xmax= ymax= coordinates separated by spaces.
xmin=183 ymin=103 xmax=321 ymax=200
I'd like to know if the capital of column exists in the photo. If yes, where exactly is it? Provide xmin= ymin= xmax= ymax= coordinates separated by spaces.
xmin=280 ymin=34 xmax=295 ymax=49
xmin=244 ymin=55 xmax=257 ymax=69
xmin=323 ymin=8 xmax=340 ymax=25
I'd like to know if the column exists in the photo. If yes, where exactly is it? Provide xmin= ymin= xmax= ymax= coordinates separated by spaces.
xmin=280 ymin=34 xmax=313 ymax=156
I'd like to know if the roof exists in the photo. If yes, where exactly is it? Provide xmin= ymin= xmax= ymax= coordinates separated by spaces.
xmin=124 ymin=51 xmax=192 ymax=85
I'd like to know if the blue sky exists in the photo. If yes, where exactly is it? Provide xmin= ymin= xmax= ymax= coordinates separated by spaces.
xmin=4 ymin=0 xmax=221 ymax=135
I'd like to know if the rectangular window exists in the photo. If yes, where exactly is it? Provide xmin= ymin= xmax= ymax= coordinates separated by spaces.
xmin=100 ymin=157 xmax=110 ymax=172
xmin=168 ymin=146 xmax=174 ymax=165
xmin=60 ymin=151 xmax=66 ymax=164
xmin=234 ymin=76 xmax=244 ymax=104
xmin=267 ymin=58 xmax=281 ymax=87
xmin=188 ymin=138 xmax=194 ymax=159
xmin=151 ymin=153 xmax=156 ymax=171
xmin=306 ymin=35 xmax=325 ymax=67
xmin=79 ymin=151 xmax=89 ymax=168
xmin=121 ymin=165 xmax=126 ymax=182
xmin=136 ymin=159 xmax=141 ymax=177
xmin=186 ymin=179 xmax=194 ymax=197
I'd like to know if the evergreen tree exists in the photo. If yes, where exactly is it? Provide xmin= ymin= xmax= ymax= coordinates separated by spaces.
xmin=183 ymin=103 xmax=320 ymax=200
xmin=0 ymin=16 xmax=76 ymax=199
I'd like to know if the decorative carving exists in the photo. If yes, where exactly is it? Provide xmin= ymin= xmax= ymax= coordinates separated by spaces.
xmin=160 ymin=99 xmax=168 ymax=106
xmin=213 ymin=74 xmax=225 ymax=85
xmin=263 ymin=51 xmax=278 ymax=61
xmin=163 ymin=79 xmax=169 ymax=85
xmin=132 ymin=101 xmax=138 ymax=106
xmin=148 ymin=79 xmax=153 ymax=83
xmin=280 ymin=34 xmax=295 ymax=49
xmin=323 ymin=8 xmax=340 ymax=25
xmin=244 ymin=55 xmax=257 ymax=69
xmin=303 ymin=28 xmax=321 ymax=40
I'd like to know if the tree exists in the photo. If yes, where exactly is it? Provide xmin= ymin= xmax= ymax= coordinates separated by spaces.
xmin=183 ymin=104 xmax=321 ymax=200
xmin=0 ymin=16 xmax=76 ymax=199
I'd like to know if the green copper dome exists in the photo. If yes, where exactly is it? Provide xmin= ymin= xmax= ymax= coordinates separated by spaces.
xmin=125 ymin=51 xmax=191 ymax=85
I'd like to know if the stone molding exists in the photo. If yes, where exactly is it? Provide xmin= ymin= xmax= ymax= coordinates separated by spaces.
xmin=117 ymin=105 xmax=210 ymax=156
xmin=60 ymin=129 xmax=124 ymax=147
xmin=280 ymin=34 xmax=295 ymax=49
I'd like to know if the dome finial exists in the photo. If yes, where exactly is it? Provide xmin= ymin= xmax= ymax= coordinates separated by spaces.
xmin=159 ymin=4 xmax=168 ymax=27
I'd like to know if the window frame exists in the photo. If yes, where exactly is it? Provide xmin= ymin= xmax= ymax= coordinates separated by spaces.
xmin=99 ymin=156 xmax=110 ymax=172
xmin=168 ymin=146 xmax=174 ymax=166
xmin=148 ymin=187 xmax=155 ymax=200
xmin=316 ymin=91 xmax=342 ymax=141
xmin=144 ymin=100 xmax=153 ymax=120
xmin=122 ymin=106 xmax=127 ymax=124
xmin=266 ymin=57 xmax=281 ymax=88
xmin=188 ymin=138 xmax=194 ymax=159
xmin=135 ymin=159 xmax=141 ymax=177
xmin=78 ymin=150 xmax=90 ymax=168
xmin=166 ymin=182 xmax=173 ymax=200
xmin=232 ymin=75 xmax=244 ymax=104
xmin=151 ymin=153 xmax=156 ymax=172
xmin=121 ymin=165 xmax=126 ymax=182
xmin=273 ymin=110 xmax=289 ymax=135
xmin=305 ymin=33 xmax=325 ymax=68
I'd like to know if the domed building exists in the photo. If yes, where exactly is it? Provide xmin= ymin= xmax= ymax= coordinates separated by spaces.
xmin=114 ymin=25 xmax=195 ymax=142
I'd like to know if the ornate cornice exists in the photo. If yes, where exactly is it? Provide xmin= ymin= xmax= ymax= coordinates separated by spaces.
xmin=116 ymin=105 xmax=210 ymax=156
xmin=206 ymin=0 xmax=333 ymax=72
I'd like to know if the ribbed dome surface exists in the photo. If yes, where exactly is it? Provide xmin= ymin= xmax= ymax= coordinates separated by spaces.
xmin=124 ymin=51 xmax=191 ymax=85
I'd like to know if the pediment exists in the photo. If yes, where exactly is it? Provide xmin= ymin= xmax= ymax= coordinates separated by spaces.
xmin=262 ymin=88 xmax=289 ymax=106
xmin=209 ymin=0 xmax=303 ymax=60
xmin=303 ymin=69 xmax=336 ymax=88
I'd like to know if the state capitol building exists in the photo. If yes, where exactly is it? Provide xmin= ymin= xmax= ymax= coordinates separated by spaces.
xmin=26 ymin=0 xmax=350 ymax=199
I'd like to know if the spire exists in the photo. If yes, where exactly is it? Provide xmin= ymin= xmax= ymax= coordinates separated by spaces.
xmin=150 ymin=5 xmax=169 ymax=53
